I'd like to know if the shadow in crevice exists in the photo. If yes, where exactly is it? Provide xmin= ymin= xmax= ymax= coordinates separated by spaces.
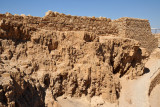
xmin=11 ymin=77 xmax=45 ymax=107
xmin=143 ymin=67 xmax=150 ymax=75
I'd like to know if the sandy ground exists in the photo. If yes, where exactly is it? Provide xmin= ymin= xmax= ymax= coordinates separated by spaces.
xmin=57 ymin=96 xmax=90 ymax=107
xmin=119 ymin=48 xmax=160 ymax=107
xmin=149 ymin=84 xmax=160 ymax=107
xmin=56 ymin=96 xmax=117 ymax=107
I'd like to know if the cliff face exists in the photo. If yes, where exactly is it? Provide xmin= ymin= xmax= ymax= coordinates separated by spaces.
xmin=0 ymin=11 xmax=151 ymax=107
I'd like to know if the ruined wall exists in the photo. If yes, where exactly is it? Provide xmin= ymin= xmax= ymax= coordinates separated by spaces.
xmin=154 ymin=33 xmax=160 ymax=47
xmin=113 ymin=17 xmax=151 ymax=38
xmin=0 ymin=11 xmax=157 ymax=106
xmin=113 ymin=17 xmax=158 ymax=53
xmin=0 ymin=12 xmax=118 ymax=36
xmin=0 ymin=12 xmax=158 ymax=53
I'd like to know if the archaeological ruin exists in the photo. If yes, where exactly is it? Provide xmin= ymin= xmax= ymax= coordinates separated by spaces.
xmin=0 ymin=11 xmax=160 ymax=107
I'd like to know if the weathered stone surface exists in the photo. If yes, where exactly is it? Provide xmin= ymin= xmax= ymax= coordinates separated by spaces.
xmin=112 ymin=17 xmax=158 ymax=53
xmin=0 ymin=12 xmax=153 ymax=107
xmin=0 ymin=29 xmax=148 ymax=106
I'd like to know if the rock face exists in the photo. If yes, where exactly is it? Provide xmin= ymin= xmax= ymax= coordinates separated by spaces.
xmin=0 ymin=11 xmax=152 ymax=107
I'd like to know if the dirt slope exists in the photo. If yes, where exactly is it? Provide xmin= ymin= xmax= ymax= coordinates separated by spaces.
xmin=119 ymin=48 xmax=160 ymax=107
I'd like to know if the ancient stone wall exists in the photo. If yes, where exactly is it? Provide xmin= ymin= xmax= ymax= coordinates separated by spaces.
xmin=113 ymin=17 xmax=151 ymax=38
xmin=113 ymin=17 xmax=158 ymax=53
xmin=0 ymin=12 xmax=118 ymax=36
xmin=154 ymin=33 xmax=160 ymax=48
xmin=0 ymin=12 xmax=158 ymax=53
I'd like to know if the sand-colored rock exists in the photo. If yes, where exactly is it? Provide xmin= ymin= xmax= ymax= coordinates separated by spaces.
xmin=0 ymin=11 xmax=158 ymax=107
xmin=0 ymin=29 xmax=147 ymax=106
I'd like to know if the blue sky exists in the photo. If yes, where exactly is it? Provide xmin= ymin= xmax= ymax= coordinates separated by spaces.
xmin=0 ymin=0 xmax=160 ymax=28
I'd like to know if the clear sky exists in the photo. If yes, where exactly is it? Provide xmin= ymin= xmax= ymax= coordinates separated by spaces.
xmin=0 ymin=0 xmax=160 ymax=28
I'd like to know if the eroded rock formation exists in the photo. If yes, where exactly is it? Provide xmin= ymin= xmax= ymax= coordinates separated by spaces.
xmin=0 ymin=11 xmax=156 ymax=107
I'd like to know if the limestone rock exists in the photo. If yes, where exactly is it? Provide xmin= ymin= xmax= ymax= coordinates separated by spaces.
xmin=45 ymin=10 xmax=57 ymax=17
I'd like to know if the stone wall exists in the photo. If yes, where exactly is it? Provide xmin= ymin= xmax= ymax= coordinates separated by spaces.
xmin=113 ymin=17 xmax=151 ymax=38
xmin=154 ymin=33 xmax=160 ymax=48
xmin=0 ymin=12 xmax=118 ymax=36
xmin=113 ymin=17 xmax=158 ymax=53
xmin=0 ymin=11 xmax=158 ymax=52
